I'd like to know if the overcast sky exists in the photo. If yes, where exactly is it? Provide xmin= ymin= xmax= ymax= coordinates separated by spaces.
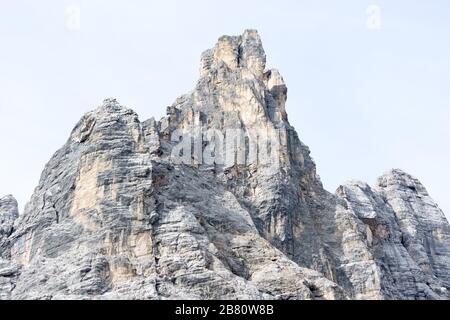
xmin=0 ymin=0 xmax=449 ymax=220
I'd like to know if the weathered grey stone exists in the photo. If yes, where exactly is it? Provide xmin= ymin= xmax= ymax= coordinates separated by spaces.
xmin=0 ymin=195 xmax=18 ymax=246
xmin=0 ymin=30 xmax=449 ymax=300
xmin=0 ymin=195 xmax=20 ymax=299
xmin=335 ymin=174 xmax=450 ymax=299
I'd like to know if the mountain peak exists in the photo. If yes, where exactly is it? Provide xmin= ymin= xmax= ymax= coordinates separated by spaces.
xmin=0 ymin=195 xmax=19 ymax=216
xmin=0 ymin=194 xmax=17 ymax=203
xmin=376 ymin=168 xmax=429 ymax=196
xmin=100 ymin=97 xmax=122 ymax=110
xmin=200 ymin=29 xmax=266 ymax=78
xmin=0 ymin=194 xmax=19 ymax=246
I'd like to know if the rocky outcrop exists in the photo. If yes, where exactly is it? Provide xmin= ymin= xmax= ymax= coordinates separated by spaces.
xmin=0 ymin=195 xmax=18 ymax=247
xmin=0 ymin=195 xmax=20 ymax=299
xmin=335 ymin=170 xmax=450 ymax=299
xmin=0 ymin=195 xmax=19 ymax=265
xmin=0 ymin=30 xmax=449 ymax=300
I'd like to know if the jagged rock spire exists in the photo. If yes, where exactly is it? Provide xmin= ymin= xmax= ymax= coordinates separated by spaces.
xmin=200 ymin=29 xmax=266 ymax=77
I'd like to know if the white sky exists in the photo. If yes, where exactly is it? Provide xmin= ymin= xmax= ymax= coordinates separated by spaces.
xmin=0 ymin=0 xmax=449 ymax=220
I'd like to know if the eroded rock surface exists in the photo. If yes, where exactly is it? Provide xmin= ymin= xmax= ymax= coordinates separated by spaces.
xmin=335 ymin=170 xmax=450 ymax=299
xmin=0 ymin=30 xmax=449 ymax=300
xmin=0 ymin=195 xmax=20 ymax=299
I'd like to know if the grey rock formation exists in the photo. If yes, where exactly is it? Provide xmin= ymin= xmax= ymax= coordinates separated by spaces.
xmin=0 ymin=30 xmax=449 ymax=300
xmin=0 ymin=195 xmax=18 ymax=246
xmin=335 ymin=170 xmax=450 ymax=299
xmin=0 ymin=195 xmax=20 ymax=299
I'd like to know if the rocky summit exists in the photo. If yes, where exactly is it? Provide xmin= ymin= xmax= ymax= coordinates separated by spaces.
xmin=1 ymin=30 xmax=449 ymax=300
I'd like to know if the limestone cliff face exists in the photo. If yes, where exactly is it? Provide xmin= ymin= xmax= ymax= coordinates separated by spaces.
xmin=0 ymin=30 xmax=449 ymax=300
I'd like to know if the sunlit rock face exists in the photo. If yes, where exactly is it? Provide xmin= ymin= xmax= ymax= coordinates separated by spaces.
xmin=0 ymin=30 xmax=449 ymax=300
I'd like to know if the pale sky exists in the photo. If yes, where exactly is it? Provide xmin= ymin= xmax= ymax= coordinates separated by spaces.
xmin=0 ymin=0 xmax=449 ymax=220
